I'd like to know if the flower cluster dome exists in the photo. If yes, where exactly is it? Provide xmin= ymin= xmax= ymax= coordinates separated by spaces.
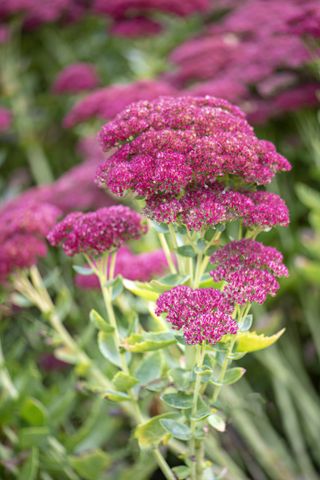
xmin=47 ymin=205 xmax=147 ymax=256
xmin=156 ymin=285 xmax=237 ymax=344
xmin=210 ymin=239 xmax=288 ymax=304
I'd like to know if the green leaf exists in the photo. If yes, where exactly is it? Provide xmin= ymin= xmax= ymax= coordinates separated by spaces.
xmin=161 ymin=392 xmax=193 ymax=409
xmin=169 ymin=368 xmax=192 ymax=390
xmin=98 ymin=331 xmax=121 ymax=367
xmin=90 ymin=309 xmax=114 ymax=333
xmin=239 ymin=314 xmax=253 ymax=332
xmin=152 ymin=221 xmax=169 ymax=233
xmin=172 ymin=466 xmax=191 ymax=480
xmin=150 ymin=274 xmax=190 ymax=292
xmin=204 ymin=245 xmax=216 ymax=256
xmin=112 ymin=372 xmax=138 ymax=391
xmin=160 ymin=419 xmax=192 ymax=441
xmin=176 ymin=245 xmax=196 ymax=258
xmin=123 ymin=279 xmax=159 ymax=301
xmin=236 ymin=329 xmax=285 ymax=353
xmin=212 ymin=367 xmax=245 ymax=386
xmin=135 ymin=351 xmax=162 ymax=385
xmin=123 ymin=331 xmax=176 ymax=353
xmin=296 ymin=183 xmax=320 ymax=210
xmin=73 ymin=265 xmax=94 ymax=275
xmin=204 ymin=228 xmax=216 ymax=241
xmin=69 ymin=449 xmax=110 ymax=480
xmin=208 ymin=413 xmax=226 ymax=432
xmin=111 ymin=276 xmax=124 ymax=300
xmin=135 ymin=414 xmax=174 ymax=448
xmin=104 ymin=390 xmax=130 ymax=402
xmin=19 ymin=427 xmax=50 ymax=448
xmin=20 ymin=398 xmax=47 ymax=427
xmin=197 ymin=239 xmax=207 ymax=251
xmin=18 ymin=448 xmax=39 ymax=480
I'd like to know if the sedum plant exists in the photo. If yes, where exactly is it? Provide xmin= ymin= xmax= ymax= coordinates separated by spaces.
xmin=3 ymin=96 xmax=291 ymax=480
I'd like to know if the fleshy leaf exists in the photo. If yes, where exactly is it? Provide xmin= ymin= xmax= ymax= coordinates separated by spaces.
xmin=122 ymin=331 xmax=176 ymax=353
xmin=236 ymin=329 xmax=285 ymax=353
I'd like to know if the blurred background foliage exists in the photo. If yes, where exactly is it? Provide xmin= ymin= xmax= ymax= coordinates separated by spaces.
xmin=0 ymin=1 xmax=320 ymax=479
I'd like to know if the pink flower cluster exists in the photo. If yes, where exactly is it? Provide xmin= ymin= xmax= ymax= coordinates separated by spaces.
xmin=145 ymin=186 xmax=289 ymax=231
xmin=166 ymin=0 xmax=318 ymax=123
xmin=97 ymin=96 xmax=290 ymax=198
xmin=0 ymin=201 xmax=61 ymax=282
xmin=53 ymin=63 xmax=100 ymax=94
xmin=287 ymin=1 xmax=320 ymax=38
xmin=47 ymin=206 xmax=147 ymax=256
xmin=0 ymin=107 xmax=11 ymax=133
xmin=155 ymin=286 xmax=237 ymax=344
xmin=94 ymin=0 xmax=209 ymax=37
xmin=76 ymin=247 xmax=171 ymax=288
xmin=210 ymin=239 xmax=288 ymax=304
xmin=64 ymin=80 xmax=176 ymax=128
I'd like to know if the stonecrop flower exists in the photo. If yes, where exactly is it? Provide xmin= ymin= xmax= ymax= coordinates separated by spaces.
xmin=0 ymin=107 xmax=11 ymax=132
xmin=144 ymin=185 xmax=289 ymax=231
xmin=47 ymin=206 xmax=147 ymax=256
xmin=156 ymin=286 xmax=237 ymax=344
xmin=97 ymin=96 xmax=291 ymax=199
xmin=52 ymin=63 xmax=100 ymax=94
xmin=210 ymin=239 xmax=288 ymax=304
xmin=76 ymin=247 xmax=171 ymax=288
xmin=64 ymin=80 xmax=176 ymax=128
xmin=110 ymin=16 xmax=162 ymax=37
xmin=0 ymin=201 xmax=61 ymax=282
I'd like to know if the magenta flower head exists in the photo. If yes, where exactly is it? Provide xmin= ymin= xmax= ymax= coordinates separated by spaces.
xmin=47 ymin=206 xmax=147 ymax=257
xmin=64 ymin=80 xmax=176 ymax=128
xmin=0 ymin=201 xmax=61 ymax=282
xmin=145 ymin=185 xmax=289 ymax=231
xmin=210 ymin=239 xmax=289 ymax=305
xmin=156 ymin=285 xmax=237 ymax=345
xmin=52 ymin=63 xmax=100 ymax=94
xmin=76 ymin=247 xmax=171 ymax=288
xmin=97 ymin=96 xmax=291 ymax=199
xmin=110 ymin=16 xmax=162 ymax=38
xmin=0 ymin=107 xmax=12 ymax=132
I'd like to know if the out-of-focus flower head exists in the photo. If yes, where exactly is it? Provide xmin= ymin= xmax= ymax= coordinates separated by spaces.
xmin=97 ymin=96 xmax=290 ymax=199
xmin=64 ymin=80 xmax=177 ymax=128
xmin=53 ymin=63 xmax=100 ymax=94
xmin=47 ymin=206 xmax=147 ymax=256
xmin=94 ymin=0 xmax=210 ymax=37
xmin=110 ymin=16 xmax=162 ymax=37
xmin=210 ymin=239 xmax=288 ymax=304
xmin=0 ymin=107 xmax=12 ymax=132
xmin=286 ymin=1 xmax=320 ymax=38
xmin=0 ymin=201 xmax=61 ymax=282
xmin=76 ymin=247 xmax=171 ymax=287
xmin=155 ymin=285 xmax=237 ymax=344
xmin=0 ymin=25 xmax=10 ymax=44
xmin=166 ymin=0 xmax=317 ymax=123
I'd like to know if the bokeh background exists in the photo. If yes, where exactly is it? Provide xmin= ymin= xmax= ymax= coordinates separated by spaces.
xmin=0 ymin=1 xmax=320 ymax=479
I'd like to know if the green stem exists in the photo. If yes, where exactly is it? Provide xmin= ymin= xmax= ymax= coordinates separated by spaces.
xmin=157 ymin=233 xmax=177 ymax=274
xmin=212 ymin=337 xmax=236 ymax=404
xmin=152 ymin=449 xmax=176 ymax=480
xmin=0 ymin=336 xmax=18 ymax=399
xmin=190 ymin=344 xmax=206 ymax=480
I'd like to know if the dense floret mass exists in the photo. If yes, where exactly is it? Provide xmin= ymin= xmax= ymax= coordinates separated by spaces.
xmin=97 ymin=96 xmax=291 ymax=198
xmin=210 ymin=239 xmax=288 ymax=304
xmin=144 ymin=185 xmax=289 ymax=231
xmin=156 ymin=285 xmax=237 ymax=344
xmin=47 ymin=206 xmax=147 ymax=256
